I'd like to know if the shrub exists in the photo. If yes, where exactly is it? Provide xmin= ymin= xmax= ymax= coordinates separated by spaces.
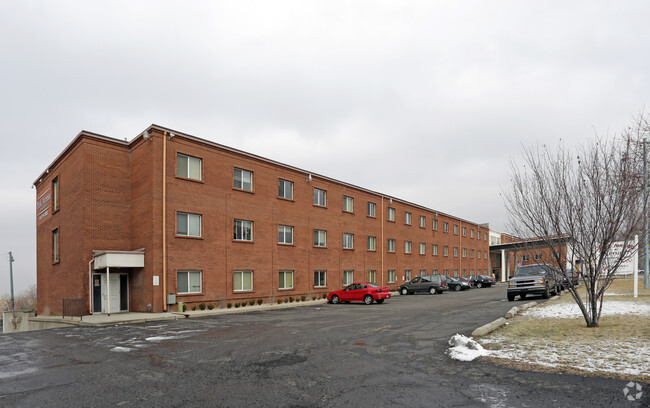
xmin=277 ymin=299 xmax=283 ymax=304
xmin=295 ymin=297 xmax=300 ymax=303
xmin=322 ymin=294 xmax=327 ymax=299
xmin=301 ymin=296 xmax=307 ymax=302
xmin=248 ymin=300 xmax=255 ymax=306
xmin=283 ymin=298 xmax=289 ymax=303
xmin=257 ymin=299 xmax=263 ymax=305
xmin=191 ymin=306 xmax=196 ymax=311
xmin=234 ymin=302 xmax=240 ymax=308
xmin=199 ymin=303 xmax=206 ymax=310
xmin=207 ymin=304 xmax=214 ymax=310
xmin=289 ymin=297 xmax=295 ymax=303
xmin=227 ymin=303 xmax=232 ymax=308
xmin=241 ymin=301 xmax=246 ymax=307
xmin=312 ymin=296 xmax=317 ymax=301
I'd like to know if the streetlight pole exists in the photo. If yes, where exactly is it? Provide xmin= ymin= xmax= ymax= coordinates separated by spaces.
xmin=9 ymin=251 xmax=15 ymax=311
xmin=645 ymin=139 xmax=649 ymax=289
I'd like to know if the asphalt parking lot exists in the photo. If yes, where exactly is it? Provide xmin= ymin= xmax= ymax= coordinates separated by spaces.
xmin=1 ymin=285 xmax=645 ymax=407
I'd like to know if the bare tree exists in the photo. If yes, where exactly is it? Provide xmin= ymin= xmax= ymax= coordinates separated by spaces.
xmin=503 ymin=115 xmax=648 ymax=327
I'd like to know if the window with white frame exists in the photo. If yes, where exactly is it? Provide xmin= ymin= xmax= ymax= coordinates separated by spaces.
xmin=404 ymin=241 xmax=412 ymax=254
xmin=234 ymin=168 xmax=253 ymax=191
xmin=343 ymin=196 xmax=354 ymax=212
xmin=314 ymin=188 xmax=327 ymax=206
xmin=420 ymin=215 xmax=426 ymax=228
xmin=462 ymin=227 xmax=467 ymax=236
xmin=432 ymin=269 xmax=438 ymax=274
xmin=367 ymin=236 xmax=376 ymax=251
xmin=535 ymin=253 xmax=542 ymax=260
xmin=405 ymin=212 xmax=411 ymax=225
xmin=405 ymin=269 xmax=412 ymax=281
xmin=52 ymin=176 xmax=59 ymax=211
xmin=233 ymin=219 xmax=253 ymax=241
xmin=177 ymin=212 xmax=202 ymax=237
xmin=234 ymin=270 xmax=253 ymax=291
xmin=443 ymin=269 xmax=449 ymax=275
xmin=433 ymin=219 xmax=438 ymax=230
xmin=432 ymin=244 xmax=438 ymax=255
xmin=278 ymin=225 xmax=293 ymax=244
xmin=485 ymin=252 xmax=488 ymax=259
xmin=454 ymin=247 xmax=458 ymax=257
xmin=478 ymin=250 xmax=481 ymax=258
xmin=470 ymin=229 xmax=474 ymax=238
xmin=343 ymin=233 xmax=354 ymax=249
xmin=279 ymin=270 xmax=294 ymax=289
xmin=177 ymin=270 xmax=202 ymax=294
xmin=387 ymin=207 xmax=395 ymax=221
xmin=367 ymin=202 xmax=376 ymax=217
xmin=387 ymin=238 xmax=396 ymax=252
xmin=177 ymin=153 xmax=202 ymax=180
xmin=462 ymin=248 xmax=467 ymax=257
xmin=388 ymin=269 xmax=396 ymax=283
xmin=343 ymin=270 xmax=354 ymax=285
xmin=52 ymin=228 xmax=59 ymax=263
xmin=477 ymin=231 xmax=481 ymax=240
xmin=470 ymin=249 xmax=474 ymax=258
xmin=454 ymin=225 xmax=458 ymax=235
xmin=522 ymin=255 xmax=530 ymax=261
xmin=278 ymin=179 xmax=293 ymax=199
xmin=314 ymin=230 xmax=327 ymax=247
xmin=314 ymin=270 xmax=327 ymax=287
xmin=443 ymin=246 xmax=449 ymax=256
xmin=367 ymin=270 xmax=377 ymax=283
xmin=443 ymin=222 xmax=449 ymax=233
xmin=419 ymin=243 xmax=426 ymax=255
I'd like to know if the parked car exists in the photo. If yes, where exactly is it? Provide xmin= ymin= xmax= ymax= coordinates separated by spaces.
xmin=327 ymin=282 xmax=391 ymax=305
xmin=507 ymin=264 xmax=560 ymax=301
xmin=468 ymin=274 xmax=495 ymax=288
xmin=446 ymin=277 xmax=471 ymax=291
xmin=399 ymin=275 xmax=448 ymax=295
xmin=560 ymin=269 xmax=579 ymax=289
xmin=457 ymin=276 xmax=472 ymax=287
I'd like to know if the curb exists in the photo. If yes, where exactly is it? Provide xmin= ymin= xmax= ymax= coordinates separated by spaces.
xmin=471 ymin=301 xmax=538 ymax=337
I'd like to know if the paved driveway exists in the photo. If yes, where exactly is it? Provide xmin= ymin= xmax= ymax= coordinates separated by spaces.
xmin=0 ymin=285 xmax=645 ymax=407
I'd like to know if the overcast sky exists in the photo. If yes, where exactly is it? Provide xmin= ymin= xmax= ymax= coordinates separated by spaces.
xmin=1 ymin=1 xmax=649 ymax=296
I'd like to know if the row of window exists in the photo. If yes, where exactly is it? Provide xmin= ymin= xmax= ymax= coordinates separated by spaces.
xmin=177 ymin=268 xmax=491 ymax=294
xmin=176 ymin=153 xmax=486 ymax=239
xmin=176 ymin=212 xmax=488 ymax=258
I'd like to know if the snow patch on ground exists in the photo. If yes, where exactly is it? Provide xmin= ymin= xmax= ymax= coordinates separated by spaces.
xmin=523 ymin=300 xmax=650 ymax=319
xmin=447 ymin=334 xmax=491 ymax=361
xmin=110 ymin=346 xmax=131 ymax=353
xmin=145 ymin=335 xmax=184 ymax=342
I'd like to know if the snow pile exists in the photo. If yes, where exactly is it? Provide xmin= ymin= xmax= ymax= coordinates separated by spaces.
xmin=523 ymin=300 xmax=650 ymax=319
xmin=110 ymin=346 xmax=131 ymax=353
xmin=447 ymin=334 xmax=491 ymax=361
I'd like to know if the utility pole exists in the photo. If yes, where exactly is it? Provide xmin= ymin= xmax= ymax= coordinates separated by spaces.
xmin=9 ymin=251 xmax=15 ymax=311
xmin=645 ymin=139 xmax=649 ymax=289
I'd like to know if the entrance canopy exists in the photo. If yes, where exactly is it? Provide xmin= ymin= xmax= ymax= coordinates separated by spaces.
xmin=93 ymin=249 xmax=145 ymax=270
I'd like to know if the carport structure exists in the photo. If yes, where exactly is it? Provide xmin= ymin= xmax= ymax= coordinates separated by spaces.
xmin=489 ymin=236 xmax=572 ymax=282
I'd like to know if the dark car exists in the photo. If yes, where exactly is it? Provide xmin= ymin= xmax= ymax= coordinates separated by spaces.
xmin=507 ymin=264 xmax=560 ymax=301
xmin=399 ymin=275 xmax=448 ymax=295
xmin=446 ymin=277 xmax=471 ymax=291
xmin=327 ymin=282 xmax=391 ymax=305
xmin=468 ymin=274 xmax=495 ymax=288
xmin=560 ymin=269 xmax=579 ymax=289
xmin=457 ymin=276 xmax=472 ymax=287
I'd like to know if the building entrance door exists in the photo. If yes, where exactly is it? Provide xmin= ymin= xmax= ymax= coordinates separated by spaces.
xmin=93 ymin=274 xmax=102 ymax=313
xmin=100 ymin=272 xmax=129 ymax=313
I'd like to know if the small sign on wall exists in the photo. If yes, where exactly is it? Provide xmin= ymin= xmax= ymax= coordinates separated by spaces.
xmin=153 ymin=276 xmax=159 ymax=286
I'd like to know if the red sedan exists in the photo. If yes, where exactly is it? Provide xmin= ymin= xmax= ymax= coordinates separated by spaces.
xmin=327 ymin=282 xmax=391 ymax=305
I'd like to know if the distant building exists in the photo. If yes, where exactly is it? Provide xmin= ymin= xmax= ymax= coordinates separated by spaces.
xmin=34 ymin=125 xmax=490 ymax=315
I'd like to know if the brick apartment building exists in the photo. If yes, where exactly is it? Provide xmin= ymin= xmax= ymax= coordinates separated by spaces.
xmin=34 ymin=125 xmax=490 ymax=316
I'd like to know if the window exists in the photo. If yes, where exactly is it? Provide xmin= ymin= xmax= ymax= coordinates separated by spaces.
xmin=279 ymin=270 xmax=293 ymax=289
xmin=343 ymin=196 xmax=354 ymax=212
xmin=420 ymin=269 xmax=426 ymax=276
xmin=470 ymin=229 xmax=474 ymax=238
xmin=387 ymin=207 xmax=395 ymax=221
xmin=433 ymin=219 xmax=438 ymax=230
xmin=443 ymin=222 xmax=449 ymax=233
xmin=234 ymin=168 xmax=253 ymax=191
xmin=535 ymin=253 xmax=542 ymax=260
xmin=456 ymin=269 xmax=461 ymax=276
xmin=278 ymin=179 xmax=293 ymax=199
xmin=388 ymin=270 xmax=396 ymax=283
xmin=233 ymin=219 xmax=253 ymax=241
xmin=404 ymin=241 xmax=412 ymax=254
xmin=470 ymin=249 xmax=475 ymax=258
xmin=367 ymin=202 xmax=376 ymax=217
xmin=343 ymin=270 xmax=354 ymax=285
xmin=462 ymin=248 xmax=467 ymax=258
xmin=177 ymin=212 xmax=202 ymax=237
xmin=177 ymin=153 xmax=202 ymax=180
xmin=387 ymin=239 xmax=396 ymax=253
xmin=462 ymin=227 xmax=467 ymax=236
xmin=443 ymin=269 xmax=449 ymax=275
xmin=485 ymin=252 xmax=488 ymax=259
xmin=52 ymin=177 xmax=59 ymax=211
xmin=314 ymin=270 xmax=327 ymax=287
xmin=405 ymin=212 xmax=411 ymax=225
xmin=420 ymin=215 xmax=426 ymax=228
xmin=367 ymin=236 xmax=377 ymax=251
xmin=314 ymin=188 xmax=327 ymax=206
xmin=177 ymin=270 xmax=202 ymax=294
xmin=367 ymin=270 xmax=377 ymax=283
xmin=432 ymin=244 xmax=438 ymax=256
xmin=314 ymin=230 xmax=327 ymax=247
xmin=432 ymin=269 xmax=438 ymax=275
xmin=478 ymin=250 xmax=481 ymax=258
xmin=419 ymin=243 xmax=426 ymax=255
xmin=278 ymin=225 xmax=293 ymax=244
xmin=454 ymin=247 xmax=458 ymax=257
xmin=522 ymin=255 xmax=530 ymax=261
xmin=343 ymin=233 xmax=354 ymax=249
xmin=405 ymin=269 xmax=412 ymax=281
xmin=52 ymin=228 xmax=59 ymax=263
xmin=234 ymin=270 xmax=253 ymax=291
xmin=443 ymin=246 xmax=449 ymax=256
xmin=477 ymin=231 xmax=481 ymax=240
xmin=485 ymin=234 xmax=487 ymax=241
xmin=454 ymin=225 xmax=458 ymax=235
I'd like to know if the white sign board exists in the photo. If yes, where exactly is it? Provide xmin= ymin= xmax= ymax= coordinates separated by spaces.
xmin=602 ymin=237 xmax=638 ymax=275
